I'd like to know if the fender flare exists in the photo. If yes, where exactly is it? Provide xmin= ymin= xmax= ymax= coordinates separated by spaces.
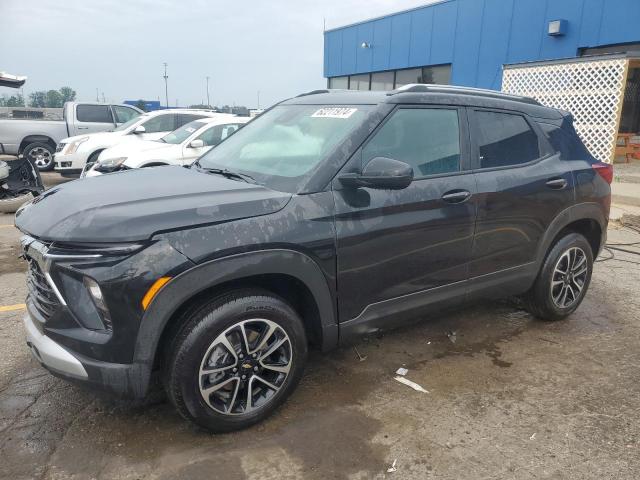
xmin=132 ymin=248 xmax=338 ymax=379
xmin=535 ymin=202 xmax=607 ymax=267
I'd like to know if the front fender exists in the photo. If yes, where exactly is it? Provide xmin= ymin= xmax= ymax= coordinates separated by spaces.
xmin=132 ymin=248 xmax=338 ymax=386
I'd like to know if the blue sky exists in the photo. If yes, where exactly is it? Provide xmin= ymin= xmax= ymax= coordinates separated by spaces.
xmin=0 ymin=0 xmax=435 ymax=108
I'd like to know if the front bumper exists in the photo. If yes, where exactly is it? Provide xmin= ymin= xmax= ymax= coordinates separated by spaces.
xmin=24 ymin=309 xmax=150 ymax=397
xmin=24 ymin=312 xmax=88 ymax=379
xmin=54 ymin=150 xmax=90 ymax=171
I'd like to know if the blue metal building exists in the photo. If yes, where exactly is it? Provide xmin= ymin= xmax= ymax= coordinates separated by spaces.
xmin=323 ymin=0 xmax=640 ymax=90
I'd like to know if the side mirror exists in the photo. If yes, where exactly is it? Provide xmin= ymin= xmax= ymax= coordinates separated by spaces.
xmin=338 ymin=157 xmax=413 ymax=190
xmin=189 ymin=139 xmax=204 ymax=148
xmin=133 ymin=125 xmax=146 ymax=134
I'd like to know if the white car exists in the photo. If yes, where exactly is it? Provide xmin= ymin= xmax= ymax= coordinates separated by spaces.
xmin=53 ymin=109 xmax=222 ymax=175
xmin=84 ymin=115 xmax=250 ymax=177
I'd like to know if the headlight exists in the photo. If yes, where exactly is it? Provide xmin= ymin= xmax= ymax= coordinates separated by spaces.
xmin=65 ymin=136 xmax=89 ymax=154
xmin=95 ymin=157 xmax=127 ymax=172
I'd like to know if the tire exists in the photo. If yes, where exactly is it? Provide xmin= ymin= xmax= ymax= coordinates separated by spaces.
xmin=0 ymin=192 xmax=34 ymax=213
xmin=164 ymin=289 xmax=307 ymax=433
xmin=23 ymin=142 xmax=55 ymax=171
xmin=523 ymin=232 xmax=593 ymax=321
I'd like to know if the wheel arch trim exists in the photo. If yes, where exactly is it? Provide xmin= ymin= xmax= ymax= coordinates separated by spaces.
xmin=133 ymin=248 xmax=337 ymax=383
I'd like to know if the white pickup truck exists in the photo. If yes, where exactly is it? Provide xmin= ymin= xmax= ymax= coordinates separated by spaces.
xmin=0 ymin=102 xmax=142 ymax=170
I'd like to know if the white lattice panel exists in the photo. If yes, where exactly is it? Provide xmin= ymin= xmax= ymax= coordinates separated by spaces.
xmin=502 ymin=58 xmax=628 ymax=163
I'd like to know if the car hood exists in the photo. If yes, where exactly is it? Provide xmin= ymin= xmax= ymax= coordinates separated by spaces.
xmin=15 ymin=166 xmax=291 ymax=243
xmin=100 ymin=141 xmax=177 ymax=163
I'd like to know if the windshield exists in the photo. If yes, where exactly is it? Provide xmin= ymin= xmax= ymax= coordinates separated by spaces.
xmin=197 ymin=105 xmax=373 ymax=192
xmin=161 ymin=120 xmax=207 ymax=144
xmin=114 ymin=115 xmax=145 ymax=132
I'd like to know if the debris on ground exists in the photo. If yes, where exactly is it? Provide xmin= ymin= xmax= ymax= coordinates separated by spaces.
xmin=386 ymin=459 xmax=397 ymax=473
xmin=394 ymin=376 xmax=429 ymax=393
xmin=353 ymin=346 xmax=367 ymax=362
xmin=395 ymin=367 xmax=408 ymax=376
xmin=530 ymin=433 xmax=536 ymax=440
xmin=446 ymin=330 xmax=457 ymax=343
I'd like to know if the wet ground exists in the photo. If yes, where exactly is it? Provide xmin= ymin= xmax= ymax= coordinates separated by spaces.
xmin=1 ymin=212 xmax=639 ymax=479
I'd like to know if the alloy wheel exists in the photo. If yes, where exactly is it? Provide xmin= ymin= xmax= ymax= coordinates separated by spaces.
xmin=550 ymin=247 xmax=588 ymax=309
xmin=198 ymin=319 xmax=292 ymax=415
xmin=28 ymin=147 xmax=52 ymax=169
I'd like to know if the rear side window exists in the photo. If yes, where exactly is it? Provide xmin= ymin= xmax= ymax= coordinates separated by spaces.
xmin=475 ymin=111 xmax=541 ymax=168
xmin=76 ymin=105 xmax=113 ymax=123
xmin=141 ymin=114 xmax=176 ymax=133
xmin=537 ymin=121 xmax=593 ymax=160
xmin=362 ymin=108 xmax=461 ymax=178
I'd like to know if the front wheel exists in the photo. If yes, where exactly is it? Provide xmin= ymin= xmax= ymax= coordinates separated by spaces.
xmin=523 ymin=233 xmax=593 ymax=321
xmin=164 ymin=289 xmax=307 ymax=432
xmin=23 ymin=142 xmax=55 ymax=171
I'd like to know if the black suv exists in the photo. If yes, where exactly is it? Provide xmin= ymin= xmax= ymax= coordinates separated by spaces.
xmin=15 ymin=85 xmax=612 ymax=432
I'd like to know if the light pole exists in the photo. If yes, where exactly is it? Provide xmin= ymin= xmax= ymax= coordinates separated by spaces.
xmin=163 ymin=63 xmax=169 ymax=108
xmin=206 ymin=76 xmax=211 ymax=108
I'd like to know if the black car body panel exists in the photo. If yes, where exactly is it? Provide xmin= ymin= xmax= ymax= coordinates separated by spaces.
xmin=15 ymin=166 xmax=291 ymax=242
xmin=15 ymin=86 xmax=611 ymax=398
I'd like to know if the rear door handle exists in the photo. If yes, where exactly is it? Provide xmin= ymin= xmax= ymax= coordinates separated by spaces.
xmin=77 ymin=126 xmax=89 ymax=130
xmin=441 ymin=189 xmax=472 ymax=204
xmin=546 ymin=178 xmax=568 ymax=190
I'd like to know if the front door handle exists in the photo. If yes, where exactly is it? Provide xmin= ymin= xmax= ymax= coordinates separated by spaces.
xmin=441 ymin=189 xmax=472 ymax=204
xmin=546 ymin=178 xmax=568 ymax=190
xmin=77 ymin=126 xmax=89 ymax=130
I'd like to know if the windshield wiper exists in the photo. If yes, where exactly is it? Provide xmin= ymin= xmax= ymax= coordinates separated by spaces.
xmin=198 ymin=166 xmax=257 ymax=184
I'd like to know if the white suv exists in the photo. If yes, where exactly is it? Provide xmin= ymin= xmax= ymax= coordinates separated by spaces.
xmin=84 ymin=115 xmax=250 ymax=177
xmin=53 ymin=109 xmax=221 ymax=175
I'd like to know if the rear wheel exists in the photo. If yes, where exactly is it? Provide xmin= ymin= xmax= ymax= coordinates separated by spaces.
xmin=164 ymin=289 xmax=307 ymax=432
xmin=523 ymin=233 xmax=593 ymax=321
xmin=23 ymin=142 xmax=54 ymax=171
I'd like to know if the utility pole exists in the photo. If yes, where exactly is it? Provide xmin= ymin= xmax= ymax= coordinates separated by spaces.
xmin=163 ymin=62 xmax=169 ymax=108
xmin=206 ymin=76 xmax=211 ymax=108
xmin=96 ymin=88 xmax=99 ymax=102
xmin=102 ymin=92 xmax=106 ymax=103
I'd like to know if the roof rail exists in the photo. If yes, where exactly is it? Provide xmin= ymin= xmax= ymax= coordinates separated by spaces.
xmin=388 ymin=84 xmax=541 ymax=106
xmin=296 ymin=89 xmax=331 ymax=98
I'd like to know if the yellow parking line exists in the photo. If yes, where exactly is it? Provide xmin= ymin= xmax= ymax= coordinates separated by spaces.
xmin=0 ymin=303 xmax=26 ymax=312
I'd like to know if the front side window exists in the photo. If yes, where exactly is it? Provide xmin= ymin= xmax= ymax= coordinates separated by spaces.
xmin=142 ymin=114 xmax=176 ymax=133
xmin=475 ymin=111 xmax=541 ymax=168
xmin=362 ymin=108 xmax=461 ymax=177
xmin=113 ymin=106 xmax=140 ymax=124
xmin=76 ymin=104 xmax=113 ymax=123
xmin=114 ymin=115 xmax=146 ymax=132
xmin=197 ymin=104 xmax=374 ymax=192
xmin=197 ymin=123 xmax=242 ymax=146
xmin=161 ymin=120 xmax=207 ymax=144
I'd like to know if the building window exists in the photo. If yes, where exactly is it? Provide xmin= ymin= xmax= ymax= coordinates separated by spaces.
xmin=370 ymin=71 xmax=395 ymax=91
xmin=395 ymin=65 xmax=451 ymax=88
xmin=328 ymin=76 xmax=349 ymax=89
xmin=349 ymin=74 xmax=370 ymax=90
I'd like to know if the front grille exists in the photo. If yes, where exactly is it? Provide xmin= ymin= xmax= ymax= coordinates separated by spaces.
xmin=25 ymin=257 xmax=61 ymax=321
xmin=55 ymin=143 xmax=65 ymax=153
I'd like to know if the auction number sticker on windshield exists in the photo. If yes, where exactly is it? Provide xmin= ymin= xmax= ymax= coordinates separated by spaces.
xmin=312 ymin=107 xmax=357 ymax=119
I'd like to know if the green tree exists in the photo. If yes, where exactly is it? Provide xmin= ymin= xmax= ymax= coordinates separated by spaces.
xmin=135 ymin=99 xmax=148 ymax=112
xmin=29 ymin=90 xmax=47 ymax=107
xmin=7 ymin=94 xmax=25 ymax=107
xmin=59 ymin=86 xmax=76 ymax=104
xmin=45 ymin=89 xmax=64 ymax=108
